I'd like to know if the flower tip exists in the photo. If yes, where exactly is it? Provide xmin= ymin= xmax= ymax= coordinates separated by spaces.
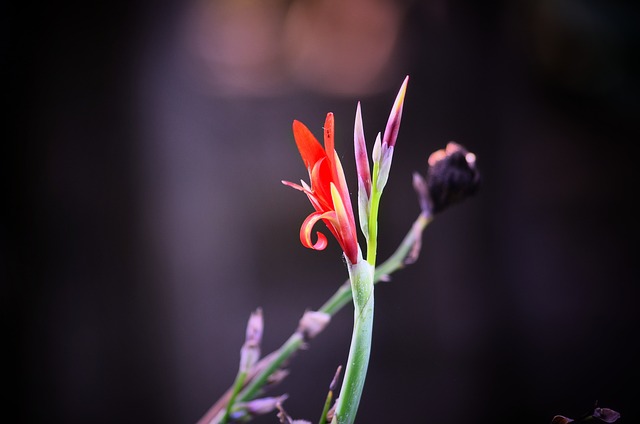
xmin=383 ymin=77 xmax=409 ymax=148
xmin=395 ymin=75 xmax=409 ymax=110
xmin=354 ymin=102 xmax=363 ymax=128
xmin=325 ymin=112 xmax=334 ymax=125
xmin=246 ymin=308 xmax=264 ymax=346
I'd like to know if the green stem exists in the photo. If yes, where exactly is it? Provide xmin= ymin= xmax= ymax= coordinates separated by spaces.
xmin=332 ymin=259 xmax=375 ymax=424
xmin=318 ymin=390 xmax=334 ymax=424
xmin=219 ymin=370 xmax=247 ymax=424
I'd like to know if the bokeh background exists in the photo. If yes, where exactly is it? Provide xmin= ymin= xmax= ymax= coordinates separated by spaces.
xmin=9 ymin=0 xmax=639 ymax=423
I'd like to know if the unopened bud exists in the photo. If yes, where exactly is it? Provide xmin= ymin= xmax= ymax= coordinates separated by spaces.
xmin=329 ymin=365 xmax=342 ymax=392
xmin=382 ymin=75 xmax=409 ymax=148
xmin=372 ymin=132 xmax=382 ymax=163
xmin=354 ymin=102 xmax=371 ymax=198
xmin=240 ymin=308 xmax=263 ymax=372
xmin=246 ymin=307 xmax=263 ymax=347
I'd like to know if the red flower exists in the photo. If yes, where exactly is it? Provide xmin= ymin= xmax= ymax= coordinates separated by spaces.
xmin=282 ymin=113 xmax=360 ymax=264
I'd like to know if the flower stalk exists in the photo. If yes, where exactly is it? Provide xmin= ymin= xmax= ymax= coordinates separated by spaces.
xmin=331 ymin=259 xmax=374 ymax=424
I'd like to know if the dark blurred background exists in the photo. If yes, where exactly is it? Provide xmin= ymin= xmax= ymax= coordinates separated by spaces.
xmin=7 ymin=0 xmax=639 ymax=423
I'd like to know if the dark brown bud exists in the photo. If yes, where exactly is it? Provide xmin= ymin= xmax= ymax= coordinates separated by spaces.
xmin=420 ymin=142 xmax=480 ymax=215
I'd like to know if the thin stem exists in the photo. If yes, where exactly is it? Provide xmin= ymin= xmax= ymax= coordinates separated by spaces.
xmin=332 ymin=260 xmax=374 ymax=424
xmin=318 ymin=389 xmax=334 ymax=424
xmin=219 ymin=371 xmax=247 ymax=424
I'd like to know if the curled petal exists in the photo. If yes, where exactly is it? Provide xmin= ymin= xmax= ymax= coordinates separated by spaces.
xmin=300 ymin=212 xmax=334 ymax=251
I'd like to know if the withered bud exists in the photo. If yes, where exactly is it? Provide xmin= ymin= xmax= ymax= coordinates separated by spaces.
xmin=298 ymin=310 xmax=331 ymax=341
xmin=244 ymin=394 xmax=289 ymax=416
xmin=415 ymin=142 xmax=480 ymax=215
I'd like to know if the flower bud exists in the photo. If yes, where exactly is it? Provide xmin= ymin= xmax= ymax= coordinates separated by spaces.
xmin=240 ymin=308 xmax=263 ymax=372
xmin=416 ymin=142 xmax=480 ymax=215
xmin=382 ymin=75 xmax=409 ymax=148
